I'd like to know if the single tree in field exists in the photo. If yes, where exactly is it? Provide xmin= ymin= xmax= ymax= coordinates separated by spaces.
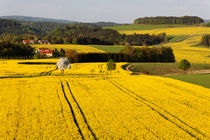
xmin=107 ymin=59 xmax=116 ymax=72
xmin=56 ymin=57 xmax=71 ymax=75
xmin=178 ymin=59 xmax=191 ymax=71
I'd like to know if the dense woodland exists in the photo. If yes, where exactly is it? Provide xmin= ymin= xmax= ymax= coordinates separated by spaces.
xmin=134 ymin=16 xmax=204 ymax=25
xmin=0 ymin=42 xmax=34 ymax=58
xmin=0 ymin=19 xmax=127 ymax=43
xmin=66 ymin=46 xmax=175 ymax=63
xmin=46 ymin=25 xmax=167 ymax=46
xmin=0 ymin=19 xmax=38 ymax=36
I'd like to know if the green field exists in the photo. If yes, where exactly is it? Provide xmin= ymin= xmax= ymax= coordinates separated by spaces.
xmin=90 ymin=45 xmax=124 ymax=52
xmin=124 ymin=63 xmax=210 ymax=88
xmin=168 ymin=35 xmax=188 ymax=42
xmin=166 ymin=74 xmax=210 ymax=88
xmin=124 ymin=63 xmax=210 ymax=75
xmin=104 ymin=24 xmax=193 ymax=31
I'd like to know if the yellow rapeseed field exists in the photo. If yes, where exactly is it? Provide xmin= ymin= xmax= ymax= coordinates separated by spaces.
xmin=1 ymin=27 xmax=210 ymax=139
xmin=31 ymin=44 xmax=104 ymax=53
xmin=167 ymin=36 xmax=210 ymax=63
xmin=120 ymin=27 xmax=210 ymax=63
xmin=120 ymin=27 xmax=210 ymax=36
xmin=0 ymin=60 xmax=209 ymax=139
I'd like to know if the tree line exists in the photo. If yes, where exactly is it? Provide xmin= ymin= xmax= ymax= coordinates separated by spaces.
xmin=66 ymin=46 xmax=175 ymax=63
xmin=134 ymin=16 xmax=204 ymax=25
xmin=0 ymin=42 xmax=34 ymax=58
xmin=46 ymin=25 xmax=167 ymax=46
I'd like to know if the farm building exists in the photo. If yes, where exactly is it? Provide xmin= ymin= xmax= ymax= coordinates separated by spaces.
xmin=36 ymin=48 xmax=53 ymax=57
xmin=38 ymin=40 xmax=51 ymax=44
xmin=23 ymin=40 xmax=35 ymax=45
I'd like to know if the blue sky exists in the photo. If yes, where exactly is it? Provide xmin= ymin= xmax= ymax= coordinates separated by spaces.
xmin=0 ymin=0 xmax=210 ymax=23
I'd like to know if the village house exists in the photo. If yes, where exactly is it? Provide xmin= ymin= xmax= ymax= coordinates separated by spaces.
xmin=36 ymin=48 xmax=53 ymax=57
xmin=23 ymin=40 xmax=35 ymax=45
xmin=38 ymin=40 xmax=51 ymax=44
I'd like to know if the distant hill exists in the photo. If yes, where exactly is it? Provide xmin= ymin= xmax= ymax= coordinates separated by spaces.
xmin=0 ymin=16 xmax=126 ymax=42
xmin=0 ymin=15 xmax=77 ymax=24
xmin=0 ymin=15 xmax=125 ymax=27
xmin=0 ymin=19 xmax=38 ymax=35
xmin=93 ymin=22 xmax=126 ymax=27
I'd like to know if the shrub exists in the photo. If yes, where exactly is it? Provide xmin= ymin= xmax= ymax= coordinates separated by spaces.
xmin=201 ymin=34 xmax=210 ymax=47
xmin=33 ymin=52 xmax=41 ymax=59
xmin=178 ymin=59 xmax=191 ymax=71
xmin=107 ymin=59 xmax=116 ymax=71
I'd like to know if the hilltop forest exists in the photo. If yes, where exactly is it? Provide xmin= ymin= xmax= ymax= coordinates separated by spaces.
xmin=134 ymin=16 xmax=204 ymax=25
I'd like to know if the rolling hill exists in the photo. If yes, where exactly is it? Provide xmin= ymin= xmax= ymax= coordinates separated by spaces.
xmin=0 ymin=15 xmax=77 ymax=23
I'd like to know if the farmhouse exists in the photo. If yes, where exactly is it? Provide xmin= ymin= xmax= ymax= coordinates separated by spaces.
xmin=36 ymin=48 xmax=53 ymax=57
xmin=23 ymin=40 xmax=35 ymax=45
xmin=38 ymin=40 xmax=51 ymax=44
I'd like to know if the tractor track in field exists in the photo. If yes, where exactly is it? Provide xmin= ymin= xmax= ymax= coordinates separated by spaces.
xmin=75 ymin=79 xmax=160 ymax=139
xmin=60 ymin=82 xmax=85 ymax=140
xmin=107 ymin=79 xmax=207 ymax=139
xmin=66 ymin=81 xmax=97 ymax=140
xmin=164 ymin=82 xmax=210 ymax=101
xmin=56 ymin=89 xmax=71 ymax=132
xmin=61 ymin=81 xmax=97 ymax=140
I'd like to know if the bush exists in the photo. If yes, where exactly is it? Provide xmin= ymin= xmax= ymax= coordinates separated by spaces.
xmin=201 ymin=34 xmax=210 ymax=47
xmin=33 ymin=53 xmax=41 ymax=59
xmin=107 ymin=59 xmax=116 ymax=71
xmin=178 ymin=59 xmax=191 ymax=71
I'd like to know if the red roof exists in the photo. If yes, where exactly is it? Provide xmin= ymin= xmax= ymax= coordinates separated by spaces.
xmin=23 ymin=40 xmax=30 ymax=42
xmin=38 ymin=48 xmax=49 ymax=51
xmin=40 ymin=51 xmax=53 ymax=54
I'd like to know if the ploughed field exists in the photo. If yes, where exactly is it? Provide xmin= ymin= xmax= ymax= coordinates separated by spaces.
xmin=0 ymin=60 xmax=210 ymax=139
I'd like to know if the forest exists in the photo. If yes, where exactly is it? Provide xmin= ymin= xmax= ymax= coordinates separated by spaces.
xmin=0 ymin=42 xmax=34 ymax=58
xmin=0 ymin=19 xmax=126 ymax=43
xmin=134 ymin=16 xmax=204 ymax=25
xmin=46 ymin=25 xmax=167 ymax=46
xmin=66 ymin=46 xmax=175 ymax=63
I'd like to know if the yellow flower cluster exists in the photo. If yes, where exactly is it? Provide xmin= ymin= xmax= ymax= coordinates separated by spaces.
xmin=121 ymin=27 xmax=210 ymax=36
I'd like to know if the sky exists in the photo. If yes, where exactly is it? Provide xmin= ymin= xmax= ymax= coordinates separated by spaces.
xmin=0 ymin=0 xmax=210 ymax=23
